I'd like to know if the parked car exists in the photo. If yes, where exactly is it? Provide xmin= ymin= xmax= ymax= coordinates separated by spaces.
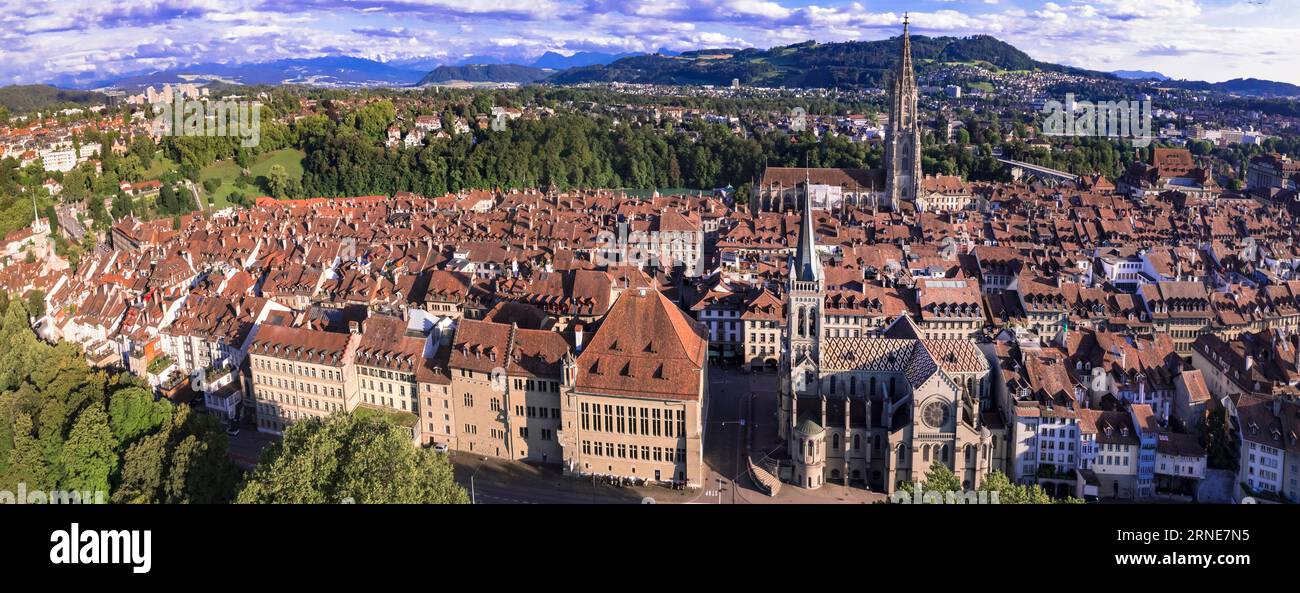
xmin=433 ymin=443 xmax=449 ymax=454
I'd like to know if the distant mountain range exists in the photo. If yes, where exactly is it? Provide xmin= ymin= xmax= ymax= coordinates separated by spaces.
xmin=77 ymin=52 xmax=651 ymax=90
xmin=72 ymin=56 xmax=427 ymax=90
xmin=1160 ymin=77 xmax=1300 ymax=97
xmin=1112 ymin=70 xmax=1169 ymax=81
xmin=16 ymin=36 xmax=1300 ymax=99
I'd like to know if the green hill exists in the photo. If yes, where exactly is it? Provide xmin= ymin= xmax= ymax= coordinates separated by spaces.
xmin=0 ymin=84 xmax=107 ymax=114
xmin=418 ymin=64 xmax=548 ymax=85
xmin=548 ymin=35 xmax=1104 ymax=88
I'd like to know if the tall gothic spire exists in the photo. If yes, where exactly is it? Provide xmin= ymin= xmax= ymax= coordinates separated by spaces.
xmin=793 ymin=170 xmax=823 ymax=282
xmin=885 ymin=15 xmax=922 ymax=209
xmin=899 ymin=14 xmax=913 ymax=85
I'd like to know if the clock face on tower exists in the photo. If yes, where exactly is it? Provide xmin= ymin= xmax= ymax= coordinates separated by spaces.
xmin=922 ymin=400 xmax=949 ymax=429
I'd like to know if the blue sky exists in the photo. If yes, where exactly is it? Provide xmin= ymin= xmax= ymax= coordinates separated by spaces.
xmin=2 ymin=0 xmax=1297 ymax=86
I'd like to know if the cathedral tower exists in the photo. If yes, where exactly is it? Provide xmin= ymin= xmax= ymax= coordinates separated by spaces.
xmin=884 ymin=15 xmax=922 ymax=210
xmin=786 ymin=171 xmax=824 ymax=383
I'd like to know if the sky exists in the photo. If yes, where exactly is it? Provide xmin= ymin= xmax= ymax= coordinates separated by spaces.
xmin=2 ymin=0 xmax=1298 ymax=86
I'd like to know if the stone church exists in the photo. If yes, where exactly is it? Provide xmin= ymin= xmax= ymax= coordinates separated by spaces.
xmin=775 ymin=18 xmax=998 ymax=494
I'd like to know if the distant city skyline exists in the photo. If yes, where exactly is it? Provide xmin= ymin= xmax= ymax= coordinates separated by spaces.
xmin=2 ymin=0 xmax=1298 ymax=87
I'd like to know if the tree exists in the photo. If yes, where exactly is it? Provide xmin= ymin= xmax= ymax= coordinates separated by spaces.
xmin=0 ymin=299 xmax=43 ymax=392
xmin=237 ymin=413 xmax=468 ymax=504
xmin=1200 ymin=405 xmax=1234 ymax=469
xmin=108 ymin=387 xmax=169 ymax=448
xmin=265 ymin=164 xmax=291 ymax=199
xmin=922 ymin=460 xmax=962 ymax=492
xmin=979 ymin=471 xmax=1082 ymax=504
xmin=110 ymin=404 xmax=238 ymax=504
xmin=110 ymin=192 xmax=133 ymax=220
xmin=5 ymin=412 xmax=48 ymax=489
xmin=163 ymin=406 xmax=237 ymax=503
xmin=113 ymin=431 xmax=167 ymax=504
xmin=25 ymin=290 xmax=45 ymax=320
xmin=61 ymin=168 xmax=90 ymax=201
xmin=61 ymin=403 xmax=118 ymax=495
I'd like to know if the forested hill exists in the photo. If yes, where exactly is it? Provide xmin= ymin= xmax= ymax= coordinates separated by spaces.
xmin=1161 ymin=78 xmax=1300 ymax=98
xmin=419 ymin=64 xmax=549 ymax=85
xmin=548 ymin=35 xmax=1106 ymax=88
xmin=0 ymin=84 xmax=107 ymax=114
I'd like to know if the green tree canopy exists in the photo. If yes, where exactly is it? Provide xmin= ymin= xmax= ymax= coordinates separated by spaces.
xmin=237 ymin=413 xmax=468 ymax=504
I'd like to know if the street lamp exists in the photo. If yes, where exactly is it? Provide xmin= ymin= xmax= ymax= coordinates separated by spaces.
xmin=470 ymin=456 xmax=487 ymax=504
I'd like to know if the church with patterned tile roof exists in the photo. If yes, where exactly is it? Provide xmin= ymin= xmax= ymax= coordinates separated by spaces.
xmin=775 ymin=19 xmax=997 ymax=494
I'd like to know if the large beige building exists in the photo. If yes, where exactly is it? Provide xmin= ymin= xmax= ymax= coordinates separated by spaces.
xmin=249 ymin=323 xmax=361 ymax=434
xmin=559 ymin=288 xmax=710 ymax=487
xmin=355 ymin=316 xmax=425 ymax=415
xmin=446 ymin=318 xmax=570 ymax=462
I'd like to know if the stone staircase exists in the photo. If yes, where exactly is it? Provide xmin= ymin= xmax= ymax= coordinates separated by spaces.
xmin=748 ymin=456 xmax=782 ymax=497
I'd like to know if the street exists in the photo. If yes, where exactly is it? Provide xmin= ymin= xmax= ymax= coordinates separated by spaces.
xmin=449 ymin=454 xmax=668 ymax=504
xmin=227 ymin=428 xmax=277 ymax=469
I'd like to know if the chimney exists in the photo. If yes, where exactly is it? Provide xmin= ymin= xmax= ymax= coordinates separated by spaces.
xmin=574 ymin=322 xmax=585 ymax=352
xmin=349 ymin=320 xmax=362 ymax=335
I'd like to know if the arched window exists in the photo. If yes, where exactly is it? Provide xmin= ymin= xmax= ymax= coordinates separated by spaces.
xmin=833 ymin=433 xmax=841 ymax=450
xmin=923 ymin=444 xmax=931 ymax=461
xmin=897 ymin=444 xmax=907 ymax=463
xmin=853 ymin=434 xmax=861 ymax=450
xmin=870 ymin=377 xmax=877 ymax=398
xmin=797 ymin=308 xmax=806 ymax=338
xmin=942 ymin=445 xmax=951 ymax=463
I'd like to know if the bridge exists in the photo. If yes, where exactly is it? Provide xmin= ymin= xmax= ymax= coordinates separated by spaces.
xmin=997 ymin=158 xmax=1080 ymax=186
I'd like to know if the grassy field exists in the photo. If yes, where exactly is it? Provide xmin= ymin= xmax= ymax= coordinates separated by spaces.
xmin=197 ymin=148 xmax=305 ymax=209
xmin=142 ymin=155 xmax=179 ymax=181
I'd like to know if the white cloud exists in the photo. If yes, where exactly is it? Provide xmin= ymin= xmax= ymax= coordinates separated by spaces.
xmin=1 ymin=0 xmax=1297 ymax=86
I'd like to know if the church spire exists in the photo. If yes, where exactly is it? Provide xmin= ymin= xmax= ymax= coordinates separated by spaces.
xmin=900 ymin=14 xmax=913 ymax=82
xmin=885 ymin=15 xmax=921 ymax=209
xmin=793 ymin=170 xmax=822 ymax=282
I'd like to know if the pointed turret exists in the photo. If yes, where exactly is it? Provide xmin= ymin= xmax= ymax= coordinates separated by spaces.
xmin=792 ymin=171 xmax=823 ymax=283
